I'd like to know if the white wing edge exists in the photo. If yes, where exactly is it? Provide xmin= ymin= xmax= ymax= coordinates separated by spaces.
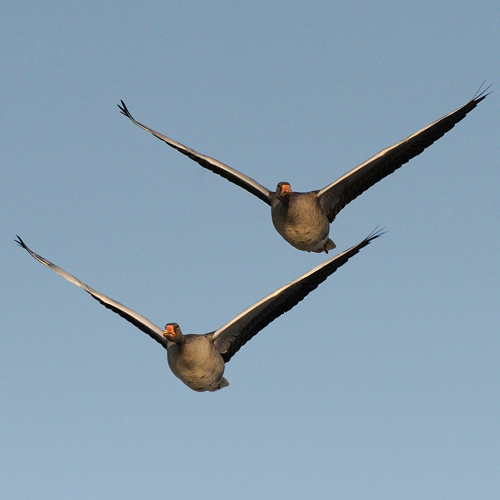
xmin=118 ymin=101 xmax=272 ymax=201
xmin=16 ymin=236 xmax=166 ymax=341
xmin=212 ymin=238 xmax=371 ymax=340
xmin=317 ymin=94 xmax=483 ymax=198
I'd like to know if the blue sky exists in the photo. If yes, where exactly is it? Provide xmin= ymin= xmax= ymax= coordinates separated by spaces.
xmin=2 ymin=1 xmax=499 ymax=498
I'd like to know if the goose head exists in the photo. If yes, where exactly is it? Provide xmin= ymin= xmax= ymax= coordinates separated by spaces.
xmin=276 ymin=182 xmax=292 ymax=199
xmin=163 ymin=323 xmax=185 ymax=343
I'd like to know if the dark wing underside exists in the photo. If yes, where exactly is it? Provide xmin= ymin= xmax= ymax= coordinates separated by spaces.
xmin=317 ymin=86 xmax=490 ymax=222
xmin=118 ymin=101 xmax=273 ymax=205
xmin=213 ymin=229 xmax=383 ymax=362
xmin=15 ymin=236 xmax=168 ymax=349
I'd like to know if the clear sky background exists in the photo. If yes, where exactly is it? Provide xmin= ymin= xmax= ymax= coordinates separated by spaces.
xmin=2 ymin=1 xmax=499 ymax=499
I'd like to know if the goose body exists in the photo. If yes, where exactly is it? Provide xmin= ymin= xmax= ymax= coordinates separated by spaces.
xmin=16 ymin=231 xmax=381 ymax=391
xmin=119 ymin=86 xmax=489 ymax=252
xmin=166 ymin=330 xmax=228 ymax=392
xmin=271 ymin=188 xmax=335 ymax=252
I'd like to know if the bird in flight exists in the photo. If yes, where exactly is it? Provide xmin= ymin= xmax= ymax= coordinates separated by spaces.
xmin=119 ymin=85 xmax=489 ymax=253
xmin=16 ymin=231 xmax=381 ymax=392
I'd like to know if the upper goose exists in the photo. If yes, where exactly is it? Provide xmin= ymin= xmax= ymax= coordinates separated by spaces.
xmin=119 ymin=86 xmax=489 ymax=253
xmin=16 ymin=231 xmax=381 ymax=392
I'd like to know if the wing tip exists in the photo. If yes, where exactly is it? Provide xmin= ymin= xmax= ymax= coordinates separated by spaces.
xmin=472 ymin=81 xmax=493 ymax=104
xmin=117 ymin=99 xmax=133 ymax=119
xmin=365 ymin=225 xmax=387 ymax=245
xmin=15 ymin=234 xmax=28 ymax=250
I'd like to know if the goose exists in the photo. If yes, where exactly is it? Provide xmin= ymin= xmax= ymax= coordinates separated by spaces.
xmin=16 ymin=231 xmax=381 ymax=392
xmin=119 ymin=86 xmax=489 ymax=253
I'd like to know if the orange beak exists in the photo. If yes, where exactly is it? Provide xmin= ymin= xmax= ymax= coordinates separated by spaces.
xmin=164 ymin=324 xmax=175 ymax=336
xmin=281 ymin=183 xmax=292 ymax=194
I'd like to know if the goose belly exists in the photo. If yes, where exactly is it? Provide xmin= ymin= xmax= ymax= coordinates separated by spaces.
xmin=167 ymin=342 xmax=227 ymax=392
xmin=272 ymin=199 xmax=330 ymax=251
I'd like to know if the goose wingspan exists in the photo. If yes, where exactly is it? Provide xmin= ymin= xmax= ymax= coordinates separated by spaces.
xmin=213 ymin=229 xmax=383 ymax=362
xmin=118 ymin=101 xmax=272 ymax=205
xmin=15 ymin=237 xmax=168 ymax=348
xmin=317 ymin=85 xmax=491 ymax=222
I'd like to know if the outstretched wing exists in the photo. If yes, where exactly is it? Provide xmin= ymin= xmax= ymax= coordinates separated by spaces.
xmin=213 ymin=229 xmax=383 ymax=362
xmin=16 ymin=236 xmax=168 ymax=348
xmin=118 ymin=101 xmax=273 ymax=205
xmin=317 ymin=85 xmax=491 ymax=222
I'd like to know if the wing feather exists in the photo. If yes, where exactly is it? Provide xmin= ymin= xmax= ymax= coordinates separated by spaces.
xmin=15 ymin=236 xmax=168 ymax=348
xmin=318 ymin=86 xmax=491 ymax=222
xmin=118 ymin=101 xmax=272 ymax=205
xmin=213 ymin=229 xmax=383 ymax=362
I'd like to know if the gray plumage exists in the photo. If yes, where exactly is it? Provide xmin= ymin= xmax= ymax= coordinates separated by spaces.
xmin=118 ymin=85 xmax=489 ymax=252
xmin=16 ymin=231 xmax=381 ymax=391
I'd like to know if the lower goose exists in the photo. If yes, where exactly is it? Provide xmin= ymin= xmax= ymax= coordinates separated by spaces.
xmin=16 ymin=231 xmax=381 ymax=391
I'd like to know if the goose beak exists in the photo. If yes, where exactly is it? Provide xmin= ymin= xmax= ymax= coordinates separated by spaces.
xmin=280 ymin=183 xmax=292 ymax=195
xmin=164 ymin=324 xmax=175 ymax=338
